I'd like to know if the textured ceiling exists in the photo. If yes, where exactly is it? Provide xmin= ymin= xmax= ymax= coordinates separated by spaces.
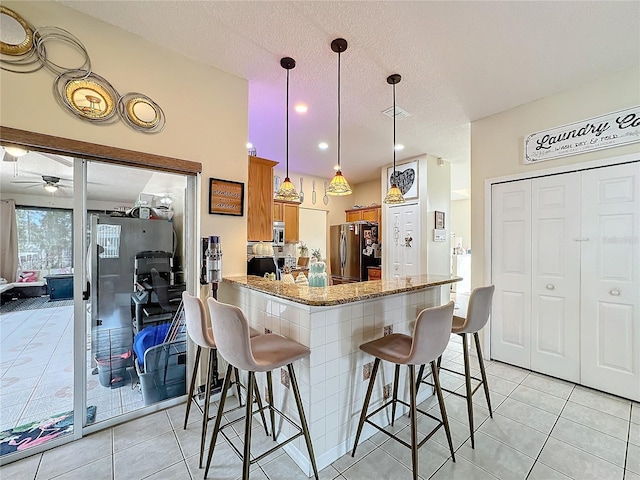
xmin=58 ymin=1 xmax=640 ymax=191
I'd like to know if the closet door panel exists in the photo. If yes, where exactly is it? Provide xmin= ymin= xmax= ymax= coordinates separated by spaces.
xmin=531 ymin=174 xmax=581 ymax=382
xmin=491 ymin=181 xmax=531 ymax=368
xmin=581 ymin=162 xmax=640 ymax=401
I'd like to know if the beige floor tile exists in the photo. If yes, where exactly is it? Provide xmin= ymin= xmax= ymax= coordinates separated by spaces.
xmin=457 ymin=431 xmax=534 ymax=479
xmin=495 ymin=397 xmax=558 ymax=435
xmin=508 ymin=384 xmax=567 ymax=415
xmin=484 ymin=362 xmax=529 ymax=384
xmin=627 ymin=444 xmax=640 ymax=475
xmin=342 ymin=448 xmax=413 ymax=480
xmin=112 ymin=410 xmax=173 ymax=452
xmin=626 ymin=470 xmax=640 ymax=480
xmin=49 ymin=455 xmax=112 ymax=480
xmin=527 ymin=462 xmax=572 ymax=480
xmin=539 ymin=437 xmax=623 ymax=480
xmin=0 ymin=452 xmax=41 ymax=480
xmin=521 ymin=372 xmax=575 ymax=400
xmin=113 ymin=431 xmax=182 ymax=480
xmin=630 ymin=422 xmax=640 ymax=447
xmin=550 ymin=417 xmax=627 ymax=467
xmin=379 ymin=429 xmax=452 ymax=478
xmin=561 ymin=401 xmax=629 ymax=441
xmin=429 ymin=456 xmax=498 ymax=480
xmin=569 ymin=386 xmax=631 ymax=420
xmin=143 ymin=460 xmax=191 ymax=480
xmin=478 ymin=412 xmax=547 ymax=458
xmin=632 ymin=403 xmax=640 ymax=424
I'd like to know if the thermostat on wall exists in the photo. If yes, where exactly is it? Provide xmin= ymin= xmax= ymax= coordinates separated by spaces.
xmin=433 ymin=229 xmax=446 ymax=242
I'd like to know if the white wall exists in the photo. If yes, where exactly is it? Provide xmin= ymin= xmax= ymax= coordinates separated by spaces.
xmin=0 ymin=1 xmax=249 ymax=276
xmin=471 ymin=66 xmax=640 ymax=288
xmin=451 ymin=199 xmax=471 ymax=252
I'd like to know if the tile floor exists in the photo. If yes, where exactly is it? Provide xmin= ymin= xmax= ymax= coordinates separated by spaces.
xmin=0 ymin=302 xmax=144 ymax=434
xmin=3 ymin=333 xmax=639 ymax=480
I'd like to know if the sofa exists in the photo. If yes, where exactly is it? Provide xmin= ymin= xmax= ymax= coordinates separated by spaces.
xmin=0 ymin=268 xmax=72 ymax=303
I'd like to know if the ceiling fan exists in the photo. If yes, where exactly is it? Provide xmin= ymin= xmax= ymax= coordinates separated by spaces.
xmin=11 ymin=175 xmax=68 ymax=194
xmin=1 ymin=147 xmax=73 ymax=167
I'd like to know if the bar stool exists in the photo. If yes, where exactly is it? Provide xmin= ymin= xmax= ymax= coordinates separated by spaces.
xmin=204 ymin=296 xmax=319 ymax=480
xmin=416 ymin=285 xmax=495 ymax=448
xmin=181 ymin=292 xmax=267 ymax=468
xmin=352 ymin=301 xmax=456 ymax=480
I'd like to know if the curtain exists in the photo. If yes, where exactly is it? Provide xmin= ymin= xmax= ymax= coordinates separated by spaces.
xmin=0 ymin=199 xmax=19 ymax=282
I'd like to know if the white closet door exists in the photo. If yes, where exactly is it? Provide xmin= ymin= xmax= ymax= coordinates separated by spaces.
xmin=387 ymin=203 xmax=420 ymax=278
xmin=581 ymin=162 xmax=640 ymax=401
xmin=491 ymin=181 xmax=532 ymax=369
xmin=531 ymin=174 xmax=581 ymax=381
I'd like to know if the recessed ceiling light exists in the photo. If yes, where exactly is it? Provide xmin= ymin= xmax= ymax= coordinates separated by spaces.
xmin=394 ymin=144 xmax=404 ymax=151
xmin=295 ymin=104 xmax=308 ymax=113
xmin=5 ymin=146 xmax=28 ymax=157
xmin=246 ymin=142 xmax=253 ymax=149
xmin=318 ymin=142 xmax=328 ymax=150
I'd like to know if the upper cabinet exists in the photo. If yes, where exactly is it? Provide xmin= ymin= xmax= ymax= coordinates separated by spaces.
xmin=274 ymin=200 xmax=299 ymax=243
xmin=345 ymin=206 xmax=381 ymax=223
xmin=247 ymin=155 xmax=278 ymax=241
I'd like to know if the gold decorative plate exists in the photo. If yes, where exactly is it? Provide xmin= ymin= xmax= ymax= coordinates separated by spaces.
xmin=64 ymin=77 xmax=115 ymax=120
xmin=0 ymin=6 xmax=34 ymax=56
xmin=125 ymin=96 xmax=160 ymax=128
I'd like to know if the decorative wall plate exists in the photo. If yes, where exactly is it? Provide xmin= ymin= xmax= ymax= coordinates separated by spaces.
xmin=118 ymin=92 xmax=166 ymax=133
xmin=0 ymin=6 xmax=33 ymax=56
xmin=54 ymin=70 xmax=119 ymax=122
xmin=34 ymin=26 xmax=91 ymax=76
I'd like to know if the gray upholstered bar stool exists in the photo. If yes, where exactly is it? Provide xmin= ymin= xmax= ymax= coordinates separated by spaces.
xmin=416 ymin=285 xmax=495 ymax=448
xmin=204 ymin=296 xmax=319 ymax=480
xmin=352 ymin=301 xmax=456 ymax=480
xmin=181 ymin=292 xmax=267 ymax=468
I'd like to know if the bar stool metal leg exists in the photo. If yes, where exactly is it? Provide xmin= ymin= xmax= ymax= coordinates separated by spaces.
xmin=474 ymin=332 xmax=493 ymax=417
xmin=205 ymin=364 xmax=233 ymax=478
xmin=461 ymin=333 xmax=475 ymax=448
xmin=408 ymin=364 xmax=418 ymax=480
xmin=288 ymin=364 xmax=319 ymax=480
xmin=242 ymin=371 xmax=255 ymax=480
xmin=200 ymin=350 xmax=216 ymax=466
xmin=184 ymin=345 xmax=202 ymax=429
xmin=267 ymin=371 xmax=276 ymax=441
xmin=391 ymin=364 xmax=400 ymax=426
xmin=352 ymin=358 xmax=380 ymax=457
xmin=234 ymin=367 xmax=244 ymax=407
xmin=432 ymin=361 xmax=455 ymax=461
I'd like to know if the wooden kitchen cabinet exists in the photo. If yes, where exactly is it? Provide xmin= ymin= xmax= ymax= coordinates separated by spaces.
xmin=247 ymin=155 xmax=278 ymax=241
xmin=274 ymin=200 xmax=299 ymax=243
xmin=345 ymin=206 xmax=381 ymax=223
xmin=367 ymin=266 xmax=382 ymax=281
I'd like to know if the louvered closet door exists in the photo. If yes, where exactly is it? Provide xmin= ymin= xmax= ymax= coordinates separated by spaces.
xmin=531 ymin=174 xmax=581 ymax=382
xmin=491 ymin=181 xmax=532 ymax=369
xmin=581 ymin=162 xmax=640 ymax=401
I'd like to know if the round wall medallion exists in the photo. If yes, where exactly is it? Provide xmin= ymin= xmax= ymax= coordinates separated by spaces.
xmin=0 ymin=6 xmax=34 ymax=56
xmin=118 ymin=92 xmax=165 ymax=133
xmin=65 ymin=78 xmax=115 ymax=119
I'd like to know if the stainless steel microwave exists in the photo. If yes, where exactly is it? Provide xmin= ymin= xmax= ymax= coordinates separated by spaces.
xmin=273 ymin=222 xmax=285 ymax=245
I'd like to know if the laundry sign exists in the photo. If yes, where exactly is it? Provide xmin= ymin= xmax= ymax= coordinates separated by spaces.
xmin=524 ymin=106 xmax=640 ymax=164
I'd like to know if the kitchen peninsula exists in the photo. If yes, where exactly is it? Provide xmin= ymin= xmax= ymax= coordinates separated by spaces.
xmin=218 ymin=274 xmax=461 ymax=475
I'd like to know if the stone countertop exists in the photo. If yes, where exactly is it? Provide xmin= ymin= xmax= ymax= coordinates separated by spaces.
xmin=222 ymin=274 xmax=461 ymax=307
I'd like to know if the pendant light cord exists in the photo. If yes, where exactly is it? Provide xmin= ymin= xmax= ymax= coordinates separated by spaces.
xmin=337 ymin=50 xmax=341 ymax=171
xmin=286 ymin=67 xmax=290 ymax=178
xmin=393 ymin=81 xmax=396 ymax=175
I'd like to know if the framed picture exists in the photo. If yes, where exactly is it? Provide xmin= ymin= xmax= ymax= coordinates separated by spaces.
xmin=435 ymin=210 xmax=445 ymax=229
xmin=387 ymin=159 xmax=418 ymax=200
xmin=209 ymin=178 xmax=244 ymax=216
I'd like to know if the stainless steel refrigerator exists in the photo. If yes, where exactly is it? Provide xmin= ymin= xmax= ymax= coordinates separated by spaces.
xmin=330 ymin=222 xmax=381 ymax=282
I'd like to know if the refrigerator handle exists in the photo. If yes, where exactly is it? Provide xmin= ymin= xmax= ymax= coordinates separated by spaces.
xmin=340 ymin=230 xmax=347 ymax=273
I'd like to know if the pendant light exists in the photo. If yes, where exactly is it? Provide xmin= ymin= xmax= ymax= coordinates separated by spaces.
xmin=383 ymin=74 xmax=405 ymax=204
xmin=275 ymin=57 xmax=300 ymax=202
xmin=327 ymin=38 xmax=352 ymax=196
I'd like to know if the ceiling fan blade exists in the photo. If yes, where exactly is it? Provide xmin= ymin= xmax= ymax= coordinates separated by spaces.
xmin=10 ymin=180 xmax=41 ymax=184
xmin=39 ymin=152 xmax=73 ymax=167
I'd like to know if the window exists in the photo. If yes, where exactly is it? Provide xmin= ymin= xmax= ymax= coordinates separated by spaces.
xmin=16 ymin=207 xmax=73 ymax=270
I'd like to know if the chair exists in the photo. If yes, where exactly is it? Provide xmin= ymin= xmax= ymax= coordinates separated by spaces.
xmin=416 ymin=285 xmax=495 ymax=448
xmin=352 ymin=301 xmax=456 ymax=480
xmin=204 ymin=296 xmax=319 ymax=480
xmin=181 ymin=292 xmax=266 ymax=468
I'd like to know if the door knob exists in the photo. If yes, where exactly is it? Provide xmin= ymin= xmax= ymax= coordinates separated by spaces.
xmin=546 ymin=284 xmax=555 ymax=290
xmin=572 ymin=237 xmax=590 ymax=242
xmin=610 ymin=289 xmax=620 ymax=296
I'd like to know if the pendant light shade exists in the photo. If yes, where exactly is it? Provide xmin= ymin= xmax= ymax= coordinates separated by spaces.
xmin=275 ymin=56 xmax=300 ymax=202
xmin=327 ymin=38 xmax=352 ymax=196
xmin=384 ymin=73 xmax=405 ymax=205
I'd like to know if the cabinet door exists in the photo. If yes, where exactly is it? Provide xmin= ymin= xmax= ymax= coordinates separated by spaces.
xmin=283 ymin=203 xmax=299 ymax=243
xmin=580 ymin=162 xmax=640 ymax=401
xmin=491 ymin=180 xmax=532 ymax=370
xmin=346 ymin=210 xmax=362 ymax=222
xmin=530 ymin=174 xmax=581 ymax=382
xmin=361 ymin=208 xmax=379 ymax=222
xmin=273 ymin=202 xmax=284 ymax=222
xmin=247 ymin=156 xmax=277 ymax=241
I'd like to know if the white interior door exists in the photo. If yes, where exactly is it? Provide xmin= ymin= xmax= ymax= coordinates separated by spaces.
xmin=491 ymin=180 xmax=532 ymax=369
xmin=386 ymin=203 xmax=420 ymax=278
xmin=530 ymin=173 xmax=581 ymax=382
xmin=580 ymin=162 xmax=640 ymax=401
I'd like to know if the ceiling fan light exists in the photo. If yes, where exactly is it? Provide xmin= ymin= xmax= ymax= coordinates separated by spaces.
xmin=44 ymin=183 xmax=58 ymax=193
xmin=384 ymin=184 xmax=405 ymax=204
xmin=4 ymin=146 xmax=28 ymax=157
xmin=327 ymin=170 xmax=352 ymax=196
